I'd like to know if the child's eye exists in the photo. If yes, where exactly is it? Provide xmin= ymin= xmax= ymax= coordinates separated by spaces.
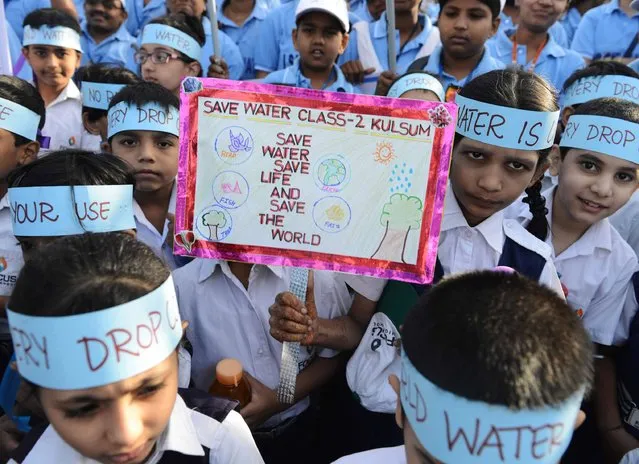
xmin=119 ymin=138 xmax=137 ymax=147
xmin=616 ymin=172 xmax=636 ymax=183
xmin=157 ymin=140 xmax=174 ymax=149
xmin=507 ymin=161 xmax=528 ymax=171
xmin=54 ymin=51 xmax=68 ymax=59
xmin=137 ymin=383 xmax=164 ymax=398
xmin=64 ymin=403 xmax=99 ymax=419
xmin=470 ymin=12 xmax=486 ymax=19
xmin=579 ymin=161 xmax=598 ymax=172
xmin=35 ymin=50 xmax=47 ymax=57
xmin=466 ymin=151 xmax=484 ymax=160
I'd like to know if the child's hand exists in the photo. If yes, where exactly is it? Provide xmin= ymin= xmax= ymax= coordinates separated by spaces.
xmin=375 ymin=70 xmax=399 ymax=96
xmin=240 ymin=372 xmax=284 ymax=429
xmin=0 ymin=415 xmax=24 ymax=460
xmin=269 ymin=272 xmax=318 ymax=345
xmin=207 ymin=56 xmax=230 ymax=79
xmin=340 ymin=60 xmax=376 ymax=84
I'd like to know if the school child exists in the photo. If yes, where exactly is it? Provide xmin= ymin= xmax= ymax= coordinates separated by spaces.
xmin=133 ymin=15 xmax=206 ymax=97
xmin=340 ymin=0 xmax=441 ymax=94
xmin=21 ymin=8 xmax=101 ymax=153
xmin=218 ymin=0 xmax=268 ymax=80
xmin=385 ymin=70 xmax=445 ymax=101
xmin=77 ymin=64 xmax=141 ymax=153
xmin=352 ymin=0 xmax=385 ymax=23
xmin=560 ymin=0 xmax=605 ymax=44
xmin=165 ymin=0 xmax=245 ymax=80
xmin=486 ymin=0 xmax=585 ymax=92
xmin=333 ymin=269 xmax=594 ymax=463
xmin=79 ymin=0 xmax=136 ymax=69
xmin=498 ymin=0 xmax=570 ymax=47
xmin=571 ymin=0 xmax=639 ymax=63
xmin=4 ymin=233 xmax=264 ymax=464
xmin=106 ymin=81 xmax=186 ymax=270
xmin=262 ymin=0 xmax=356 ymax=92
xmin=404 ymin=0 xmax=505 ymax=101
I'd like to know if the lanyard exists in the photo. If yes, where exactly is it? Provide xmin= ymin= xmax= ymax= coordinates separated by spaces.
xmin=398 ymin=21 xmax=421 ymax=57
xmin=511 ymin=31 xmax=547 ymax=72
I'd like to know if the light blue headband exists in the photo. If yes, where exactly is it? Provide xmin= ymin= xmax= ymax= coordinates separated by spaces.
xmin=561 ymin=114 xmax=639 ymax=164
xmin=387 ymin=74 xmax=445 ymax=102
xmin=401 ymin=352 xmax=584 ymax=463
xmin=81 ymin=82 xmax=126 ymax=110
xmin=7 ymin=276 xmax=182 ymax=390
xmin=563 ymin=75 xmax=639 ymax=107
xmin=107 ymin=101 xmax=179 ymax=138
xmin=455 ymin=95 xmax=560 ymax=151
xmin=141 ymin=24 xmax=201 ymax=61
xmin=22 ymin=25 xmax=82 ymax=52
xmin=0 ymin=97 xmax=41 ymax=141
xmin=9 ymin=185 xmax=135 ymax=237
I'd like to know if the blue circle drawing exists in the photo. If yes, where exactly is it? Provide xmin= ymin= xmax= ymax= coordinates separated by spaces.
xmin=314 ymin=154 xmax=351 ymax=193
xmin=212 ymin=171 xmax=250 ymax=209
xmin=312 ymin=196 xmax=351 ymax=234
xmin=196 ymin=205 xmax=233 ymax=242
xmin=214 ymin=126 xmax=254 ymax=165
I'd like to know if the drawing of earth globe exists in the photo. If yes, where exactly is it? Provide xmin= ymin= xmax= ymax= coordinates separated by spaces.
xmin=317 ymin=159 xmax=347 ymax=187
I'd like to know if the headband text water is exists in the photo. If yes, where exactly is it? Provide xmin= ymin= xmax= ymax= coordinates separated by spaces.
xmin=561 ymin=114 xmax=639 ymax=164
xmin=563 ymin=75 xmax=639 ymax=107
xmin=108 ymin=101 xmax=180 ymax=138
xmin=7 ymin=276 xmax=182 ymax=390
xmin=400 ymin=352 xmax=585 ymax=464
xmin=9 ymin=185 xmax=135 ymax=237
xmin=23 ymin=25 xmax=82 ymax=52
xmin=81 ymin=82 xmax=126 ymax=110
xmin=0 ymin=97 xmax=41 ymax=141
xmin=387 ymin=74 xmax=445 ymax=102
xmin=141 ymin=24 xmax=201 ymax=61
xmin=455 ymin=95 xmax=559 ymax=151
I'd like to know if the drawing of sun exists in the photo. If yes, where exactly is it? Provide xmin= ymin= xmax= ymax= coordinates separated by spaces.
xmin=374 ymin=141 xmax=395 ymax=165
xmin=326 ymin=204 xmax=345 ymax=221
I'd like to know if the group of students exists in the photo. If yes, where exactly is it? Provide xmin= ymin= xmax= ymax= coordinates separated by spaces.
xmin=2 ymin=0 xmax=639 ymax=463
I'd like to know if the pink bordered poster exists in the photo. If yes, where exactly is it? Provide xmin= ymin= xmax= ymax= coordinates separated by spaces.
xmin=174 ymin=78 xmax=456 ymax=284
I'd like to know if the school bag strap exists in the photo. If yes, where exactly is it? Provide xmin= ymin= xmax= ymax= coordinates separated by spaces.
xmin=497 ymin=236 xmax=546 ymax=281
xmin=407 ymin=56 xmax=431 ymax=73
xmin=624 ymin=33 xmax=639 ymax=59
xmin=178 ymin=387 xmax=240 ymax=423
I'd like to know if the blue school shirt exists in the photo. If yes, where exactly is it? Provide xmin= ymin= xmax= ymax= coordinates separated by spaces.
xmin=560 ymin=8 xmax=581 ymax=44
xmin=254 ymin=0 xmax=360 ymax=73
xmin=422 ymin=45 xmax=505 ymax=94
xmin=498 ymin=11 xmax=569 ymax=48
xmin=218 ymin=4 xmax=267 ymax=79
xmin=124 ymin=0 xmax=167 ymax=36
xmin=630 ymin=58 xmax=639 ymax=73
xmin=262 ymin=58 xmax=358 ymax=93
xmin=80 ymin=23 xmax=136 ymax=68
xmin=201 ymin=17 xmax=246 ymax=81
xmin=5 ymin=0 xmax=48 ymax=40
xmin=486 ymin=28 xmax=585 ymax=92
xmin=352 ymin=2 xmax=375 ymax=23
xmin=343 ymin=12 xmax=438 ymax=73
xmin=571 ymin=0 xmax=639 ymax=59
xmin=6 ymin=19 xmax=33 ymax=80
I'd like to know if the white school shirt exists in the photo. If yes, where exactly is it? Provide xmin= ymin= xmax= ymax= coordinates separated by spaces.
xmin=439 ymin=185 xmax=563 ymax=295
xmin=172 ymin=260 xmax=351 ymax=428
xmin=39 ymin=80 xmax=101 ymax=155
xmin=610 ymin=190 xmax=639 ymax=259
xmin=509 ymin=187 xmax=636 ymax=346
xmin=11 ymin=395 xmax=264 ymax=464
xmin=333 ymin=446 xmax=406 ymax=464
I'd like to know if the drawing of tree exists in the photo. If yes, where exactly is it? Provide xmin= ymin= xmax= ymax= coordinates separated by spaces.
xmin=371 ymin=193 xmax=423 ymax=263
xmin=202 ymin=210 xmax=226 ymax=240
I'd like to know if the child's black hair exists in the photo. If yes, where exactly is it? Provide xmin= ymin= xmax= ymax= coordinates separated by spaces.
xmin=108 ymin=81 xmax=180 ymax=127
xmin=7 ymin=149 xmax=135 ymax=189
xmin=23 ymin=8 xmax=81 ymax=34
xmin=402 ymin=270 xmax=594 ymax=409
xmin=439 ymin=0 xmax=501 ymax=19
xmin=76 ymin=65 xmax=141 ymax=123
xmin=562 ymin=60 xmax=639 ymax=96
xmin=149 ymin=14 xmax=206 ymax=64
xmin=9 ymin=233 xmax=169 ymax=318
xmin=0 ymin=76 xmax=46 ymax=147
xmin=457 ymin=68 xmax=558 ymax=241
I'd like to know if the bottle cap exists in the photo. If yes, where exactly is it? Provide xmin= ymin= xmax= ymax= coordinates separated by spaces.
xmin=216 ymin=358 xmax=244 ymax=386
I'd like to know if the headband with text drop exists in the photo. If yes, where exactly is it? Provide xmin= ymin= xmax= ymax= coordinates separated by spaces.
xmin=563 ymin=75 xmax=639 ymax=107
xmin=107 ymin=101 xmax=180 ymax=138
xmin=387 ymin=73 xmax=445 ymax=102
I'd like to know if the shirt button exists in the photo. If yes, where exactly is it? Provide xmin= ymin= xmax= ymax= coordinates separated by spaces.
xmin=258 ymin=348 xmax=264 ymax=355
xmin=464 ymin=229 xmax=473 ymax=239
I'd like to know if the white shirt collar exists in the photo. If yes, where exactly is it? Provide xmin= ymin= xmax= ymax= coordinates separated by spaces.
xmin=0 ymin=193 xmax=10 ymax=210
xmin=441 ymin=184 xmax=505 ymax=254
xmin=133 ymin=183 xmax=177 ymax=237
xmin=47 ymin=80 xmax=81 ymax=109
xmin=197 ymin=259 xmax=285 ymax=283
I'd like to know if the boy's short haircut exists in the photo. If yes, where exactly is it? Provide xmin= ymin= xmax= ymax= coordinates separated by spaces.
xmin=402 ymin=270 xmax=594 ymax=409
xmin=76 ymin=65 xmax=141 ymax=122
xmin=108 ymin=81 xmax=180 ymax=116
xmin=562 ymin=60 xmax=639 ymax=94
xmin=0 ymin=76 xmax=46 ymax=147
xmin=439 ymin=0 xmax=502 ymax=19
xmin=22 ymin=8 xmax=81 ymax=34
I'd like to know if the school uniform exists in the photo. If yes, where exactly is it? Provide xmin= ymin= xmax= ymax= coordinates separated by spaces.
xmin=486 ymin=27 xmax=585 ymax=92
xmin=497 ymin=12 xmax=570 ymax=48
xmin=560 ymin=8 xmax=582 ymax=45
xmin=218 ymin=4 xmax=267 ymax=80
xmin=201 ymin=17 xmax=246 ymax=81
xmin=262 ymin=58 xmax=358 ymax=93
xmin=570 ymin=0 xmax=639 ymax=60
xmin=80 ymin=22 xmax=136 ymax=68
xmin=9 ymin=394 xmax=265 ymax=464
xmin=333 ymin=446 xmax=406 ymax=463
xmin=420 ymin=44 xmax=505 ymax=96
xmin=0 ymin=194 xmax=24 ymax=347
xmin=510 ymin=187 xmax=636 ymax=346
xmin=5 ymin=0 xmax=48 ymax=41
xmin=253 ymin=0 xmax=360 ymax=74
xmin=610 ymin=190 xmax=639 ymax=258
xmin=352 ymin=2 xmax=376 ymax=23
xmin=124 ymin=0 xmax=167 ymax=36
xmin=40 ymin=80 xmax=101 ymax=153
xmin=6 ymin=19 xmax=33 ymax=81
xmin=345 ymin=13 xmax=441 ymax=94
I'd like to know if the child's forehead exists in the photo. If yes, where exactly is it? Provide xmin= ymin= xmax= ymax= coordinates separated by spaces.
xmin=441 ymin=0 xmax=493 ymax=12
xmin=28 ymin=44 xmax=77 ymax=53
xmin=566 ymin=147 xmax=639 ymax=172
xmin=117 ymin=129 xmax=178 ymax=139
